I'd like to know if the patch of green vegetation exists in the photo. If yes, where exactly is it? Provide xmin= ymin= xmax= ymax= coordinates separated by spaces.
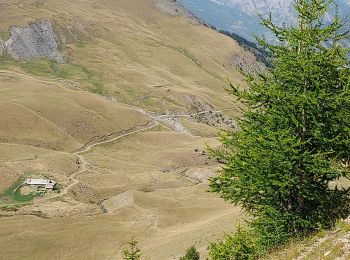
xmin=0 ymin=30 xmax=10 ymax=41
xmin=90 ymin=79 xmax=107 ymax=95
xmin=19 ymin=60 xmax=108 ymax=96
xmin=180 ymin=246 xmax=200 ymax=260
xmin=0 ymin=179 xmax=43 ymax=204
xmin=75 ymin=41 xmax=86 ymax=48
xmin=122 ymin=239 xmax=142 ymax=260
xmin=20 ymin=60 xmax=54 ymax=76
xmin=19 ymin=60 xmax=89 ymax=79
xmin=0 ymin=56 xmax=12 ymax=69
xmin=50 ymin=62 xmax=87 ymax=79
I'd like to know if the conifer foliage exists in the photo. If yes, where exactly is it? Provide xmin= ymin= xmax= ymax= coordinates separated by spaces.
xmin=122 ymin=239 xmax=142 ymax=260
xmin=179 ymin=246 xmax=200 ymax=260
xmin=210 ymin=0 xmax=350 ymax=257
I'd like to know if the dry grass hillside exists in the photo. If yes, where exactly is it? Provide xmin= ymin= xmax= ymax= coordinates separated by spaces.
xmin=0 ymin=0 xmax=261 ymax=259
xmin=265 ymin=220 xmax=350 ymax=260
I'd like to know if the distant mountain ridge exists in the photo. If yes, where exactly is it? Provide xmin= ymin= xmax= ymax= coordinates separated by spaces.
xmin=208 ymin=0 xmax=294 ymax=19
xmin=178 ymin=0 xmax=350 ymax=41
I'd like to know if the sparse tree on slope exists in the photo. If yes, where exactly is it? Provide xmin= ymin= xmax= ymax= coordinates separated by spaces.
xmin=122 ymin=239 xmax=142 ymax=260
xmin=180 ymin=246 xmax=200 ymax=260
xmin=210 ymin=0 xmax=350 ymax=256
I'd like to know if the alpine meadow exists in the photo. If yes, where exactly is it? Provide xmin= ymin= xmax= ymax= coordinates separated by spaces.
xmin=0 ymin=0 xmax=349 ymax=259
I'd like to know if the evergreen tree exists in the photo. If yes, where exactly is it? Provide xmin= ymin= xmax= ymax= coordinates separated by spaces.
xmin=210 ymin=0 xmax=350 ymax=254
xmin=179 ymin=246 xmax=200 ymax=260
xmin=122 ymin=239 xmax=142 ymax=260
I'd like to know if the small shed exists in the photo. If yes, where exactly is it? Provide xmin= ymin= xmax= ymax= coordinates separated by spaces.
xmin=24 ymin=179 xmax=57 ymax=190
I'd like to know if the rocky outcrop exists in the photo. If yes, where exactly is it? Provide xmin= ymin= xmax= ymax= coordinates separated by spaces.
xmin=185 ymin=95 xmax=237 ymax=130
xmin=185 ymin=95 xmax=214 ymax=112
xmin=230 ymin=53 xmax=267 ymax=74
xmin=3 ymin=20 xmax=64 ymax=63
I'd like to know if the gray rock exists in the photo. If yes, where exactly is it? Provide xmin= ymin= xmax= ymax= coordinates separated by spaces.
xmin=4 ymin=20 xmax=64 ymax=63
xmin=230 ymin=53 xmax=266 ymax=74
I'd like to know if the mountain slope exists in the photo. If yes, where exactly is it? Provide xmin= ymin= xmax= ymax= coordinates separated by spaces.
xmin=178 ymin=0 xmax=350 ymax=41
xmin=266 ymin=220 xmax=350 ymax=260
xmin=0 ymin=0 xmax=258 ymax=259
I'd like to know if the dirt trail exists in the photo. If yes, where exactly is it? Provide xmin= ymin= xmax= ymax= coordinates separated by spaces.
xmin=47 ymin=107 xmax=230 ymax=200
xmin=0 ymin=69 xmax=236 ymax=201
xmin=45 ymin=107 xmax=229 ymax=200
xmin=0 ymin=69 xmax=236 ymax=120
xmin=44 ymin=122 xmax=159 ymax=201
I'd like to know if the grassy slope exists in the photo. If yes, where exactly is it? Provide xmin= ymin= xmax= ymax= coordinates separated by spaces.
xmin=0 ymin=0 xmax=260 ymax=259
xmin=266 ymin=221 xmax=350 ymax=260
xmin=0 ymin=70 xmax=149 ymax=151
xmin=0 ymin=0 xmax=257 ymax=112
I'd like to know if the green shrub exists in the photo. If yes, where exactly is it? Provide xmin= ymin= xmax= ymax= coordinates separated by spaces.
xmin=122 ymin=239 xmax=141 ymax=260
xmin=209 ymin=226 xmax=259 ymax=260
xmin=180 ymin=246 xmax=200 ymax=260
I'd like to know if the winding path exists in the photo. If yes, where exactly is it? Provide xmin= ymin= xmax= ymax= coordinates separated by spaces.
xmin=0 ymin=69 xmax=236 ymax=201
xmin=44 ymin=107 xmax=231 ymax=201
xmin=44 ymin=122 xmax=159 ymax=200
